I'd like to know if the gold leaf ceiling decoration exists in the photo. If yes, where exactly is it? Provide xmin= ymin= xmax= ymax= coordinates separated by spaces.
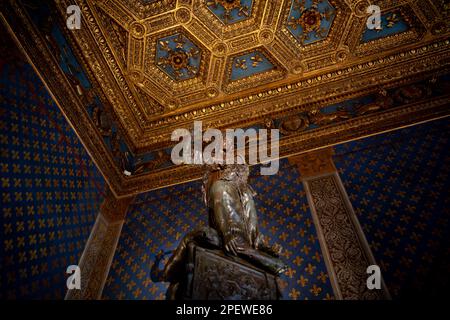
xmin=1 ymin=0 xmax=449 ymax=195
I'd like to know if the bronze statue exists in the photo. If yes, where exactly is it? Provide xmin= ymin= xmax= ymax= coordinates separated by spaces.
xmin=162 ymin=162 xmax=287 ymax=299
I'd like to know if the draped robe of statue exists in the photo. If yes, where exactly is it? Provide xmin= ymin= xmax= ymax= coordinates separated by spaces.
xmin=162 ymin=163 xmax=286 ymax=299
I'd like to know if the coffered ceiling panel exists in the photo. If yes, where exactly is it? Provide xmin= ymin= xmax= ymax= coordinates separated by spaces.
xmin=205 ymin=0 xmax=254 ymax=24
xmin=2 ymin=0 xmax=449 ymax=196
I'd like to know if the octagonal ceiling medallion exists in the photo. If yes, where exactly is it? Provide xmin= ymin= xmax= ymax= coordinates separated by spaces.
xmin=142 ymin=27 xmax=211 ymax=104
xmin=287 ymin=0 xmax=336 ymax=45
xmin=156 ymin=33 xmax=202 ymax=81
xmin=205 ymin=0 xmax=254 ymax=24
xmin=6 ymin=0 xmax=447 ymax=194
xmin=193 ymin=0 xmax=266 ymax=40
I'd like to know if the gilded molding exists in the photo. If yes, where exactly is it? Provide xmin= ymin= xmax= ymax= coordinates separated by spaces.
xmin=121 ymin=94 xmax=449 ymax=196
xmin=303 ymin=173 xmax=389 ymax=299
xmin=53 ymin=0 xmax=450 ymax=143
xmin=2 ymin=0 xmax=450 ymax=195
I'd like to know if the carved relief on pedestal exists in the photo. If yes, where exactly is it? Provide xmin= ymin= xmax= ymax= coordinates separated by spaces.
xmin=188 ymin=247 xmax=280 ymax=300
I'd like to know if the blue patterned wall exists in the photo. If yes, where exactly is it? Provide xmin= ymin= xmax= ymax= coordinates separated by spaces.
xmin=0 ymin=37 xmax=106 ymax=299
xmin=287 ymin=0 xmax=336 ymax=45
xmin=103 ymin=159 xmax=334 ymax=300
xmin=334 ymin=118 xmax=450 ymax=298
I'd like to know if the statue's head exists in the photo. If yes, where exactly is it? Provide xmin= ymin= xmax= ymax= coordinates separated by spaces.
xmin=201 ymin=162 xmax=250 ymax=206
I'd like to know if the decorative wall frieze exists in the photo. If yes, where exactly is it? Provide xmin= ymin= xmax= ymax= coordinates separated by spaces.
xmin=121 ymin=95 xmax=449 ymax=196
xmin=289 ymin=149 xmax=390 ymax=299
xmin=65 ymin=190 xmax=134 ymax=300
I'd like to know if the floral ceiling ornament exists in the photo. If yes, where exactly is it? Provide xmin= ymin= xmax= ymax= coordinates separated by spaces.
xmin=234 ymin=52 xmax=264 ymax=70
xmin=373 ymin=12 xmax=402 ymax=33
xmin=385 ymin=13 xmax=400 ymax=28
xmin=205 ymin=0 xmax=253 ymax=24
xmin=228 ymin=49 xmax=277 ymax=82
xmin=287 ymin=0 xmax=336 ymax=45
xmin=235 ymin=58 xmax=248 ymax=70
xmin=361 ymin=9 xmax=410 ymax=42
xmin=156 ymin=33 xmax=201 ymax=81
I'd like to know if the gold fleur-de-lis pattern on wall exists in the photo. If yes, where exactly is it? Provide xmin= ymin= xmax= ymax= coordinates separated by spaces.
xmin=334 ymin=118 xmax=450 ymax=298
xmin=0 ymin=59 xmax=106 ymax=299
xmin=103 ymin=159 xmax=335 ymax=300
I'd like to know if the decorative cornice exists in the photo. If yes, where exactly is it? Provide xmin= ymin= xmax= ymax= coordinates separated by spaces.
xmin=121 ymin=95 xmax=449 ymax=196
xmin=2 ymin=0 xmax=449 ymax=196
xmin=54 ymin=0 xmax=450 ymax=148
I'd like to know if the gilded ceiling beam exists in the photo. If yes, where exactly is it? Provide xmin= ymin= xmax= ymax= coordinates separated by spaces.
xmin=1 ymin=0 xmax=449 ymax=196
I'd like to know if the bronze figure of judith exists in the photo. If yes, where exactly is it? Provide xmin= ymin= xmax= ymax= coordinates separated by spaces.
xmin=162 ymin=163 xmax=286 ymax=299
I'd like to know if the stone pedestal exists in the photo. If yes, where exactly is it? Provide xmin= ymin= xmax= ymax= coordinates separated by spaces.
xmin=182 ymin=244 xmax=281 ymax=300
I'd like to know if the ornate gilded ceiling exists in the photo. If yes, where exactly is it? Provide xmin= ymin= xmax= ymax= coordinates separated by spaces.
xmin=206 ymin=0 xmax=254 ymax=24
xmin=286 ymin=0 xmax=335 ymax=45
xmin=1 ymin=0 xmax=449 ymax=195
